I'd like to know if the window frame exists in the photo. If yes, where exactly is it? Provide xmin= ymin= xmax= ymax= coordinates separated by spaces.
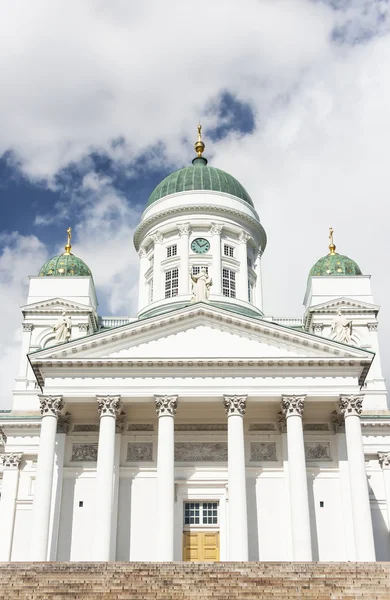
xmin=222 ymin=267 xmax=236 ymax=298
xmin=165 ymin=268 xmax=179 ymax=298
xmin=183 ymin=501 xmax=219 ymax=528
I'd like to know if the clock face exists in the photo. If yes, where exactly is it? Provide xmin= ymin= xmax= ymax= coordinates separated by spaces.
xmin=191 ymin=238 xmax=210 ymax=254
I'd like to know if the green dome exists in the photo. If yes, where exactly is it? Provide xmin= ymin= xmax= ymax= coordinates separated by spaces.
xmin=39 ymin=252 xmax=92 ymax=277
xmin=147 ymin=157 xmax=254 ymax=207
xmin=309 ymin=252 xmax=362 ymax=277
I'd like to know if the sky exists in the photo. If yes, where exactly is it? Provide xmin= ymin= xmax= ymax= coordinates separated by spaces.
xmin=1 ymin=0 xmax=390 ymax=409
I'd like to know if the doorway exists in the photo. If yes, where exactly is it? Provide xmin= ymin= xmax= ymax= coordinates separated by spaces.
xmin=182 ymin=501 xmax=220 ymax=562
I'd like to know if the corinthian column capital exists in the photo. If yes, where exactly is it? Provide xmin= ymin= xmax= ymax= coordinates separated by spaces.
xmin=338 ymin=395 xmax=363 ymax=417
xmin=0 ymin=453 xmax=23 ymax=469
xmin=96 ymin=395 xmax=122 ymax=417
xmin=378 ymin=452 xmax=390 ymax=469
xmin=224 ymin=395 xmax=247 ymax=416
xmin=155 ymin=395 xmax=178 ymax=417
xmin=209 ymin=222 xmax=223 ymax=236
xmin=281 ymin=395 xmax=306 ymax=418
xmin=38 ymin=395 xmax=64 ymax=418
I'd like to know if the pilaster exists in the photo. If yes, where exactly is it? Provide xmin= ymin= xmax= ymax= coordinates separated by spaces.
xmin=0 ymin=453 xmax=22 ymax=560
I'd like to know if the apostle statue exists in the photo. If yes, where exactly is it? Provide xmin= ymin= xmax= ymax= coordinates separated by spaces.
xmin=191 ymin=268 xmax=212 ymax=302
xmin=330 ymin=310 xmax=352 ymax=344
xmin=53 ymin=312 xmax=72 ymax=343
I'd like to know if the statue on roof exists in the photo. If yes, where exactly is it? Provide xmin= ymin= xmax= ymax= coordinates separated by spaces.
xmin=191 ymin=268 xmax=212 ymax=302
xmin=331 ymin=310 xmax=352 ymax=345
xmin=53 ymin=311 xmax=72 ymax=343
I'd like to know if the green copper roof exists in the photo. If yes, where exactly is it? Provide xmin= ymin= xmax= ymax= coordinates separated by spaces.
xmin=147 ymin=156 xmax=254 ymax=207
xmin=309 ymin=253 xmax=362 ymax=277
xmin=39 ymin=253 xmax=92 ymax=277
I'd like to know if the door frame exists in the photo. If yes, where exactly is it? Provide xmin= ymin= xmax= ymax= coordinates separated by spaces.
xmin=174 ymin=480 xmax=228 ymax=561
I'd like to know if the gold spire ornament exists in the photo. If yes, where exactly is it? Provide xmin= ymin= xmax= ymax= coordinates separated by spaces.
xmin=328 ymin=227 xmax=336 ymax=255
xmin=194 ymin=124 xmax=205 ymax=157
xmin=64 ymin=227 xmax=72 ymax=255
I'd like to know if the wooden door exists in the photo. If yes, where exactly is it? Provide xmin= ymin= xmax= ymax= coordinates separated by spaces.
xmin=183 ymin=532 xmax=219 ymax=562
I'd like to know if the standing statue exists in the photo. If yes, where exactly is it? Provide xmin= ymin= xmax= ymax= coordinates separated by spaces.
xmin=52 ymin=312 xmax=72 ymax=343
xmin=191 ymin=268 xmax=212 ymax=302
xmin=331 ymin=310 xmax=352 ymax=344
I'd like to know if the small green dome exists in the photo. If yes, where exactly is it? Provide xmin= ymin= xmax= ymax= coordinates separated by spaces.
xmin=309 ymin=252 xmax=362 ymax=277
xmin=39 ymin=253 xmax=92 ymax=277
xmin=147 ymin=156 xmax=254 ymax=208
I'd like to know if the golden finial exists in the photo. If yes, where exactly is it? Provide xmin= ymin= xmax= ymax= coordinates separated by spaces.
xmin=328 ymin=227 xmax=336 ymax=255
xmin=64 ymin=227 xmax=72 ymax=255
xmin=194 ymin=124 xmax=205 ymax=157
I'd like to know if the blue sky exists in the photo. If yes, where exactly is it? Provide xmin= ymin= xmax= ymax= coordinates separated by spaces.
xmin=1 ymin=0 xmax=390 ymax=407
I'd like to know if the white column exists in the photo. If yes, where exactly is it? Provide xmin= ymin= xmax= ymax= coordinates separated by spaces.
xmin=138 ymin=247 xmax=149 ymax=311
xmin=155 ymin=395 xmax=178 ymax=561
xmin=378 ymin=452 xmax=390 ymax=533
xmin=92 ymin=395 xmax=121 ymax=561
xmin=151 ymin=231 xmax=164 ymax=302
xmin=110 ymin=413 xmax=125 ymax=560
xmin=237 ymin=231 xmax=250 ymax=302
xmin=30 ymin=395 xmax=64 ymax=561
xmin=0 ymin=453 xmax=23 ymax=561
xmin=255 ymin=249 xmax=263 ymax=311
xmin=339 ymin=395 xmax=376 ymax=561
xmin=281 ymin=395 xmax=312 ymax=561
xmin=18 ymin=323 xmax=33 ymax=378
xmin=224 ymin=395 xmax=249 ymax=561
xmin=210 ymin=223 xmax=222 ymax=295
xmin=48 ymin=414 xmax=70 ymax=560
xmin=178 ymin=223 xmax=190 ymax=295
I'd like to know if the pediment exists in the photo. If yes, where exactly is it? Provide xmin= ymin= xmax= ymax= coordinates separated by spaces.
xmin=31 ymin=302 xmax=372 ymax=362
xmin=21 ymin=297 xmax=95 ymax=314
xmin=304 ymin=297 xmax=380 ymax=329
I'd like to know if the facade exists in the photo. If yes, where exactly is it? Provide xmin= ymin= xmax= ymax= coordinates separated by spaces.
xmin=0 ymin=130 xmax=389 ymax=563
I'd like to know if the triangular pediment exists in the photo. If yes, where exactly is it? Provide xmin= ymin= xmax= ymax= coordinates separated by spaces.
xmin=30 ymin=302 xmax=373 ymax=362
xmin=304 ymin=297 xmax=380 ymax=329
xmin=21 ymin=297 xmax=95 ymax=315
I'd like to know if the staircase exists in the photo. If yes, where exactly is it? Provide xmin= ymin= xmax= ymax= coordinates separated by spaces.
xmin=0 ymin=562 xmax=390 ymax=599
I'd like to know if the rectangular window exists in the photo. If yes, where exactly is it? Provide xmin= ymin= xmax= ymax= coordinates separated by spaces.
xmin=167 ymin=244 xmax=177 ymax=258
xmin=165 ymin=268 xmax=179 ymax=298
xmin=184 ymin=502 xmax=218 ymax=526
xmin=149 ymin=280 xmax=154 ymax=303
xmin=192 ymin=265 xmax=209 ymax=275
xmin=223 ymin=244 xmax=234 ymax=258
xmin=247 ymin=257 xmax=252 ymax=268
xmin=222 ymin=268 xmax=236 ymax=298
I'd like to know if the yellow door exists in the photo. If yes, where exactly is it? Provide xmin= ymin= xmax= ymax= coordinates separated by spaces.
xmin=183 ymin=532 xmax=219 ymax=562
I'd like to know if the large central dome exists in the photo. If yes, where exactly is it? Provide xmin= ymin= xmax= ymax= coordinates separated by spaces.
xmin=147 ymin=156 xmax=254 ymax=208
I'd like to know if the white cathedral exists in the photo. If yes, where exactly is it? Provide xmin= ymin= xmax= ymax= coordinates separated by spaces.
xmin=1 ymin=128 xmax=389 ymax=564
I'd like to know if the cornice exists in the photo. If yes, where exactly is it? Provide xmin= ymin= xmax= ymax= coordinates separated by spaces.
xmin=133 ymin=203 xmax=266 ymax=251
xmin=28 ymin=304 xmax=373 ymax=387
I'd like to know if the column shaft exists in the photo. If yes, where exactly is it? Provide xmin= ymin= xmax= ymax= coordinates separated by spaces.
xmin=224 ymin=395 xmax=248 ymax=561
xmin=138 ymin=248 xmax=149 ymax=311
xmin=48 ymin=428 xmax=67 ymax=560
xmin=237 ymin=233 xmax=249 ymax=302
xmin=282 ymin=395 xmax=312 ymax=561
xmin=92 ymin=395 xmax=121 ymax=561
xmin=255 ymin=251 xmax=263 ymax=311
xmin=210 ymin=224 xmax=222 ymax=295
xmin=155 ymin=395 xmax=177 ymax=561
xmin=340 ymin=395 xmax=375 ymax=561
xmin=30 ymin=396 xmax=64 ymax=561
xmin=178 ymin=224 xmax=190 ymax=295
xmin=0 ymin=454 xmax=22 ymax=561
xmin=151 ymin=232 xmax=164 ymax=302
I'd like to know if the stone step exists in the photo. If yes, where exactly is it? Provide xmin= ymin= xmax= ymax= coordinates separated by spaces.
xmin=0 ymin=563 xmax=389 ymax=600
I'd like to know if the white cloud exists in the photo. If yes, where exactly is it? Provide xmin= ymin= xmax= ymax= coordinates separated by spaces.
xmin=1 ymin=0 xmax=390 ymax=407
xmin=0 ymin=233 xmax=47 ymax=408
